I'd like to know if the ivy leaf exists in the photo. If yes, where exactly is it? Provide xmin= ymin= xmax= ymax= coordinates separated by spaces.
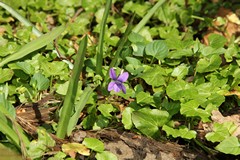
xmin=132 ymin=108 xmax=169 ymax=138
xmin=215 ymin=136 xmax=240 ymax=155
xmin=180 ymin=100 xmax=211 ymax=122
xmin=145 ymin=40 xmax=168 ymax=60
xmin=171 ymin=64 xmax=189 ymax=79
xmin=0 ymin=68 xmax=14 ymax=83
xmin=196 ymin=55 xmax=222 ymax=73
xmin=122 ymin=107 xmax=134 ymax=130
xmin=140 ymin=66 xmax=166 ymax=87
xmin=8 ymin=61 xmax=35 ymax=75
xmin=30 ymin=72 xmax=49 ymax=91
xmin=131 ymin=42 xmax=145 ymax=57
xmin=136 ymin=91 xmax=154 ymax=106
xmin=98 ymin=104 xmax=115 ymax=118
xmin=82 ymin=138 xmax=104 ymax=153
xmin=125 ymin=57 xmax=144 ymax=76
xmin=208 ymin=34 xmax=227 ymax=49
xmin=41 ymin=61 xmax=68 ymax=77
xmin=162 ymin=125 xmax=196 ymax=140
xmin=96 ymin=151 xmax=118 ymax=160
xmin=166 ymin=80 xmax=197 ymax=101
xmin=205 ymin=122 xmax=237 ymax=143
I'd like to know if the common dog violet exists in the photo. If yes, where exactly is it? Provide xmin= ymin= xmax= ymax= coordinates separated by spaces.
xmin=108 ymin=68 xmax=129 ymax=94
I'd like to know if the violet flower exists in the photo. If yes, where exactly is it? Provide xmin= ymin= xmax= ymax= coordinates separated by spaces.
xmin=108 ymin=68 xmax=129 ymax=94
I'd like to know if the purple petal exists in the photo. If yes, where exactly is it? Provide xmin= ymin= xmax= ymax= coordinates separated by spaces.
xmin=108 ymin=81 xmax=115 ymax=91
xmin=117 ymin=72 xmax=129 ymax=82
xmin=120 ymin=83 xmax=127 ymax=94
xmin=113 ymin=83 xmax=121 ymax=92
xmin=109 ymin=68 xmax=117 ymax=80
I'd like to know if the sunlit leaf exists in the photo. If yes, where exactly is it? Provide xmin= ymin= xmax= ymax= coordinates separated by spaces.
xmin=208 ymin=34 xmax=227 ymax=49
xmin=98 ymin=104 xmax=115 ymax=118
xmin=162 ymin=125 xmax=196 ymax=139
xmin=166 ymin=80 xmax=197 ymax=101
xmin=96 ymin=151 xmax=118 ymax=160
xmin=180 ymin=100 xmax=210 ymax=122
xmin=205 ymin=122 xmax=237 ymax=143
xmin=82 ymin=138 xmax=104 ymax=152
xmin=215 ymin=136 xmax=240 ymax=155
xmin=145 ymin=40 xmax=168 ymax=60
xmin=30 ymin=72 xmax=49 ymax=91
xmin=132 ymin=108 xmax=169 ymax=138
xmin=196 ymin=55 xmax=222 ymax=73
xmin=0 ymin=68 xmax=14 ymax=83
xmin=140 ymin=66 xmax=167 ymax=87
xmin=62 ymin=143 xmax=90 ymax=156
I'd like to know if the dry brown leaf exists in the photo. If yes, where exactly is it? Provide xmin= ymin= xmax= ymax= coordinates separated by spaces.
xmin=0 ymin=27 xmax=6 ymax=35
xmin=227 ymin=13 xmax=240 ymax=25
xmin=203 ymin=7 xmax=240 ymax=45
xmin=224 ymin=90 xmax=240 ymax=99
xmin=62 ymin=143 xmax=90 ymax=157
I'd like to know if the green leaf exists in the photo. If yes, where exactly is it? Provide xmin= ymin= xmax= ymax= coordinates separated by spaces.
xmin=122 ymin=107 xmax=134 ymax=130
xmin=0 ymin=68 xmax=14 ymax=83
xmin=171 ymin=64 xmax=189 ymax=79
xmin=208 ymin=34 xmax=227 ymax=49
xmin=136 ymin=91 xmax=154 ymax=106
xmin=82 ymin=138 xmax=104 ymax=152
xmin=27 ymin=128 xmax=55 ymax=159
xmin=145 ymin=40 xmax=168 ymax=60
xmin=161 ymin=99 xmax=180 ymax=117
xmin=30 ymin=72 xmax=49 ymax=91
xmin=0 ymin=93 xmax=16 ymax=118
xmin=215 ymin=136 xmax=240 ymax=155
xmin=166 ymin=80 xmax=197 ymax=101
xmin=41 ymin=61 xmax=68 ymax=77
xmin=0 ymin=25 xmax=65 ymax=67
xmin=132 ymin=108 xmax=169 ymax=138
xmin=67 ymin=87 xmax=93 ymax=136
xmin=196 ymin=55 xmax=222 ymax=73
xmin=125 ymin=59 xmax=144 ymax=76
xmin=180 ymin=100 xmax=210 ymax=122
xmin=128 ymin=32 xmax=146 ymax=43
xmin=162 ymin=125 xmax=196 ymax=139
xmin=96 ymin=151 xmax=118 ymax=160
xmin=168 ymin=49 xmax=194 ymax=59
xmin=131 ymin=42 xmax=145 ymax=57
xmin=93 ymin=115 xmax=109 ymax=130
xmin=56 ymin=35 xmax=87 ymax=138
xmin=8 ymin=61 xmax=35 ymax=75
xmin=205 ymin=122 xmax=237 ymax=143
xmin=140 ymin=66 xmax=166 ymax=87
xmin=98 ymin=104 xmax=115 ymax=118
xmin=56 ymin=81 xmax=69 ymax=95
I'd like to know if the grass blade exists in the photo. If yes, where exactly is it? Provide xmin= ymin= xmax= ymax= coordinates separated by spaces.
xmin=96 ymin=0 xmax=112 ymax=75
xmin=109 ymin=13 xmax=135 ymax=69
xmin=67 ymin=87 xmax=93 ymax=136
xmin=133 ymin=0 xmax=167 ymax=33
xmin=56 ymin=35 xmax=88 ymax=138
xmin=0 ymin=1 xmax=42 ymax=37
xmin=0 ymin=2 xmax=74 ymax=69
xmin=0 ymin=25 xmax=65 ymax=67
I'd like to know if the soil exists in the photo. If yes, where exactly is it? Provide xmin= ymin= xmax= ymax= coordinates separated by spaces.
xmin=71 ymin=129 xmax=210 ymax=160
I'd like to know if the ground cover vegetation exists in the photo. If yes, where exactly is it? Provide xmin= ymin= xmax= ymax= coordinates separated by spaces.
xmin=0 ymin=0 xmax=240 ymax=159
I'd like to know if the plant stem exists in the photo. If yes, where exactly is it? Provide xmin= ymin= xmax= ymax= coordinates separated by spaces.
xmin=56 ymin=36 xmax=88 ymax=138
xmin=96 ymin=0 xmax=112 ymax=75
xmin=133 ymin=0 xmax=167 ymax=33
